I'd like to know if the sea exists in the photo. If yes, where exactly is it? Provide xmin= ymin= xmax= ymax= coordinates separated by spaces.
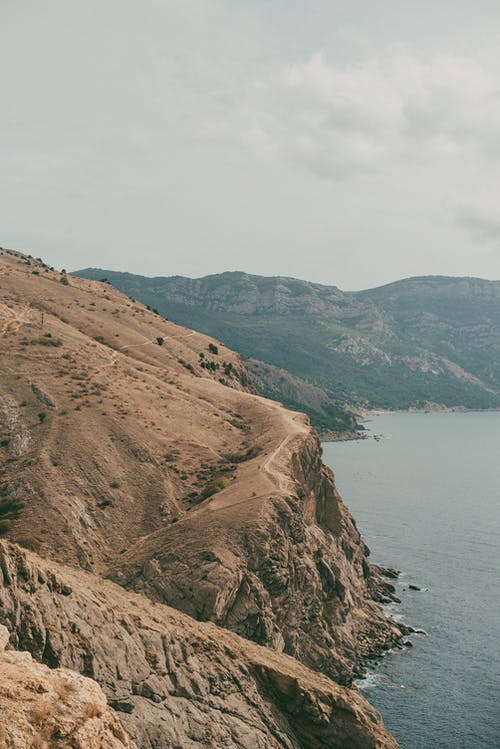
xmin=322 ymin=412 xmax=500 ymax=749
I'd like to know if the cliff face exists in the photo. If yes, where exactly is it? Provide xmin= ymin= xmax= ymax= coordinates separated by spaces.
xmin=111 ymin=426 xmax=403 ymax=684
xmin=0 ymin=624 xmax=136 ymax=748
xmin=0 ymin=248 xmax=403 ymax=747
xmin=0 ymin=541 xmax=400 ymax=749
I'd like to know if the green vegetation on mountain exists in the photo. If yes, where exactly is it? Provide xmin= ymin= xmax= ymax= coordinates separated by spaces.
xmin=74 ymin=269 xmax=500 ymax=432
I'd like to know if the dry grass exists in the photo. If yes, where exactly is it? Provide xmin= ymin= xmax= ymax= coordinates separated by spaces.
xmin=55 ymin=678 xmax=78 ymax=701
xmin=83 ymin=702 xmax=102 ymax=720
xmin=31 ymin=700 xmax=52 ymax=727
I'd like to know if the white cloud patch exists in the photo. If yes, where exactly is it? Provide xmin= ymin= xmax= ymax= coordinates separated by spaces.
xmin=200 ymin=49 xmax=500 ymax=180
xmin=456 ymin=205 xmax=500 ymax=244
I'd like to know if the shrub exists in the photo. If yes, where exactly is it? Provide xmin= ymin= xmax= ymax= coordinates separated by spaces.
xmin=59 ymin=275 xmax=69 ymax=286
xmin=0 ymin=520 xmax=10 ymax=536
xmin=0 ymin=497 xmax=25 ymax=519
xmin=156 ymin=337 xmax=164 ymax=346
xmin=31 ymin=337 xmax=62 ymax=347
xmin=208 ymin=343 xmax=219 ymax=355
xmin=16 ymin=536 xmax=42 ymax=552
xmin=225 ymin=446 xmax=260 ymax=463
xmin=38 ymin=412 xmax=46 ymax=423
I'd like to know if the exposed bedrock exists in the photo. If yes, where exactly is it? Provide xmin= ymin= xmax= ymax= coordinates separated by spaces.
xmin=0 ymin=541 xmax=400 ymax=749
xmin=0 ymin=623 xmax=136 ymax=749
xmin=111 ymin=430 xmax=406 ymax=684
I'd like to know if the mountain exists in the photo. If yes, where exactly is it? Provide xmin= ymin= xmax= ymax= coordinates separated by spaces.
xmin=75 ymin=269 xmax=500 ymax=431
xmin=0 ymin=247 xmax=404 ymax=748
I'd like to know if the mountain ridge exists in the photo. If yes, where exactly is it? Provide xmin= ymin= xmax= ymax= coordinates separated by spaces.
xmin=75 ymin=267 xmax=500 ymax=433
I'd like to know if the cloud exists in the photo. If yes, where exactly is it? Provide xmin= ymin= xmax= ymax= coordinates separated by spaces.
xmin=456 ymin=205 xmax=500 ymax=243
xmin=198 ymin=48 xmax=500 ymax=180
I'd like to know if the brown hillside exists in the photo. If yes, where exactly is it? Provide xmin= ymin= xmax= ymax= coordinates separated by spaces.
xmin=0 ymin=247 xmax=404 ymax=747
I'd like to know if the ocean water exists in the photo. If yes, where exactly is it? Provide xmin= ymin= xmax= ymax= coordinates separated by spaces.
xmin=322 ymin=412 xmax=500 ymax=749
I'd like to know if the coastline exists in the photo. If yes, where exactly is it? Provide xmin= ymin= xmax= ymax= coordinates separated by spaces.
xmin=322 ymin=404 xmax=500 ymax=443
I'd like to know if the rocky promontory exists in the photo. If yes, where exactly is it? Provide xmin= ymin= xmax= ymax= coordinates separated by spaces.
xmin=0 ymin=248 xmax=404 ymax=747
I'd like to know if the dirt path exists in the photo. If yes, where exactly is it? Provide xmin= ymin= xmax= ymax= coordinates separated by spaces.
xmin=0 ymin=303 xmax=32 ymax=337
xmin=206 ymin=399 xmax=308 ymax=514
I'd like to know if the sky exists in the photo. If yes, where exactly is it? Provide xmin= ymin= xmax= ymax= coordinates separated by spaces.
xmin=2 ymin=0 xmax=500 ymax=290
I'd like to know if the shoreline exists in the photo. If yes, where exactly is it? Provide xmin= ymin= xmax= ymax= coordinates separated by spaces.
xmin=359 ymin=405 xmax=500 ymax=417
xmin=322 ymin=406 xmax=500 ymax=443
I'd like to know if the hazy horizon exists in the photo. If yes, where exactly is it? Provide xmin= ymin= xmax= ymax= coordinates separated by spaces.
xmin=2 ymin=1 xmax=500 ymax=288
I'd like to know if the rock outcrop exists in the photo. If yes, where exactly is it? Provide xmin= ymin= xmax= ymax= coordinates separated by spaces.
xmin=0 ymin=249 xmax=403 ymax=747
xmin=111 ymin=428 xmax=404 ymax=684
xmin=0 ymin=541 xmax=400 ymax=749
xmin=0 ymin=624 xmax=136 ymax=748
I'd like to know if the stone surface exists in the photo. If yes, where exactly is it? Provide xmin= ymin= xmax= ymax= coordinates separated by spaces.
xmin=0 ymin=541 xmax=400 ymax=749
xmin=0 ymin=249 xmax=403 ymax=748
xmin=0 ymin=625 xmax=136 ymax=748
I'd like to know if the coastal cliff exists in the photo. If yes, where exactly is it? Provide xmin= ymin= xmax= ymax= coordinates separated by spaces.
xmin=0 ymin=541 xmax=399 ymax=749
xmin=111 ymin=425 xmax=404 ymax=684
xmin=0 ymin=248 xmax=403 ymax=747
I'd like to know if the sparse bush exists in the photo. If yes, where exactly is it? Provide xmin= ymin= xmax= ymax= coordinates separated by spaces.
xmin=225 ymin=446 xmax=260 ymax=463
xmin=16 ymin=536 xmax=42 ymax=552
xmin=31 ymin=337 xmax=62 ymax=347
xmin=31 ymin=700 xmax=52 ymax=728
xmin=0 ymin=497 xmax=25 ymax=519
xmin=0 ymin=520 xmax=10 ymax=536
xmin=83 ymin=703 xmax=102 ymax=720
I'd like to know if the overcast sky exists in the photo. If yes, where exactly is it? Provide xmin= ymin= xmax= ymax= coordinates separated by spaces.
xmin=2 ymin=1 xmax=500 ymax=289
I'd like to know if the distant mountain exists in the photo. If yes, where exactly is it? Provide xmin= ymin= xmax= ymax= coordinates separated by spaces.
xmin=75 ymin=269 xmax=500 ymax=430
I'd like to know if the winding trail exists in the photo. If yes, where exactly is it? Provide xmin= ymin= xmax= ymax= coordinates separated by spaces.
xmin=0 ymin=303 xmax=32 ymax=337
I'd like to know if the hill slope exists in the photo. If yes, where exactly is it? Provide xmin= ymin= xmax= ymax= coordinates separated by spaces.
xmin=75 ymin=269 xmax=500 ymax=426
xmin=0 ymin=247 xmax=405 ymax=747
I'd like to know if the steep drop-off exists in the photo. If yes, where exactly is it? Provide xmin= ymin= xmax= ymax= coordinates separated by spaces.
xmin=0 ymin=541 xmax=400 ymax=749
xmin=0 ymin=247 xmax=403 ymax=746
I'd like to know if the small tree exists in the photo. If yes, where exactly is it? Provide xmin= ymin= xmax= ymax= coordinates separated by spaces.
xmin=208 ymin=343 xmax=218 ymax=355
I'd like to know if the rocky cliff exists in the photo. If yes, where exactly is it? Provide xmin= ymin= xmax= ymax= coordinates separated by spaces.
xmin=111 ymin=425 xmax=403 ymax=684
xmin=0 ymin=541 xmax=400 ymax=749
xmin=0 ymin=248 xmax=403 ymax=747
xmin=0 ymin=623 xmax=136 ymax=748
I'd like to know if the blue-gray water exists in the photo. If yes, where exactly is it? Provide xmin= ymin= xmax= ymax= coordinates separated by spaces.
xmin=322 ymin=412 xmax=500 ymax=749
